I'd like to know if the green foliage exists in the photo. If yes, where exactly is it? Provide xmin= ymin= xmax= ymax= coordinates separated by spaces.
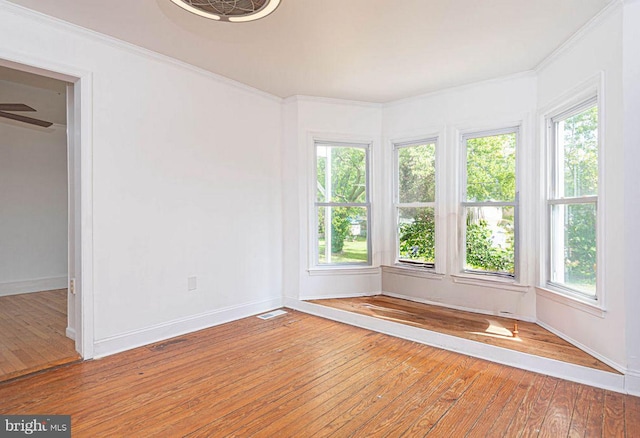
xmin=557 ymin=106 xmax=598 ymax=289
xmin=564 ymin=204 xmax=597 ymax=287
xmin=330 ymin=207 xmax=351 ymax=253
xmin=466 ymin=133 xmax=516 ymax=202
xmin=398 ymin=208 xmax=435 ymax=263
xmin=465 ymin=219 xmax=514 ymax=274
xmin=317 ymin=147 xmax=367 ymax=203
xmin=317 ymin=146 xmax=368 ymax=257
xmin=562 ymin=107 xmax=598 ymax=197
xmin=318 ymin=238 xmax=368 ymax=263
xmin=463 ymin=133 xmax=516 ymax=273
xmin=398 ymin=144 xmax=436 ymax=203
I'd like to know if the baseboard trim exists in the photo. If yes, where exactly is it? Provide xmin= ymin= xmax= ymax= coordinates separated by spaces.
xmin=536 ymin=320 xmax=626 ymax=374
xmin=625 ymin=371 xmax=640 ymax=397
xmin=300 ymin=291 xmax=381 ymax=301
xmin=382 ymin=291 xmax=536 ymax=323
xmin=286 ymin=298 xmax=626 ymax=394
xmin=0 ymin=276 xmax=67 ymax=297
xmin=93 ymin=297 xmax=284 ymax=358
xmin=66 ymin=326 xmax=76 ymax=341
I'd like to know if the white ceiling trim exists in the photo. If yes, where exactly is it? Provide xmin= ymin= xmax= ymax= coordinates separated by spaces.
xmin=284 ymin=95 xmax=383 ymax=109
xmin=383 ymin=70 xmax=537 ymax=109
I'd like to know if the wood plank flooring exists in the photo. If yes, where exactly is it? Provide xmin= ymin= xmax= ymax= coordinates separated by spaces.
xmin=0 ymin=309 xmax=637 ymax=437
xmin=0 ymin=289 xmax=81 ymax=382
xmin=310 ymin=295 xmax=618 ymax=373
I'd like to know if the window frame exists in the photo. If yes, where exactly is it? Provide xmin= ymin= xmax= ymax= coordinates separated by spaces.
xmin=546 ymin=96 xmax=600 ymax=300
xmin=393 ymin=138 xmax=438 ymax=270
xmin=460 ymin=126 xmax=520 ymax=279
xmin=312 ymin=139 xmax=372 ymax=268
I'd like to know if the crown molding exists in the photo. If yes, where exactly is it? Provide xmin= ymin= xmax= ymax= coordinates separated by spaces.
xmin=383 ymin=70 xmax=536 ymax=109
xmin=285 ymin=94 xmax=382 ymax=109
xmin=0 ymin=0 xmax=282 ymax=103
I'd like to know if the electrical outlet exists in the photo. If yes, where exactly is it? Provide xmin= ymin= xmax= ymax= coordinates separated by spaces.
xmin=187 ymin=276 xmax=197 ymax=291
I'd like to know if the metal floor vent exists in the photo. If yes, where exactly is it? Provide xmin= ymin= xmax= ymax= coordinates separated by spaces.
xmin=257 ymin=309 xmax=287 ymax=320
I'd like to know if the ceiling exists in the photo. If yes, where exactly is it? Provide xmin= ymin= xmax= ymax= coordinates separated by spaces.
xmin=6 ymin=0 xmax=612 ymax=103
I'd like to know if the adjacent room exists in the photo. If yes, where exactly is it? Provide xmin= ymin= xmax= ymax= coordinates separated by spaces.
xmin=0 ymin=0 xmax=638 ymax=435
xmin=0 ymin=67 xmax=80 ymax=382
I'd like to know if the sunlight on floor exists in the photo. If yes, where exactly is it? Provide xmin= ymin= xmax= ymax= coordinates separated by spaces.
xmin=467 ymin=319 xmax=522 ymax=342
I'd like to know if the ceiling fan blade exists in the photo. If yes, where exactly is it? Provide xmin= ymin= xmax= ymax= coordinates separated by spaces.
xmin=0 ymin=111 xmax=53 ymax=127
xmin=0 ymin=103 xmax=36 ymax=112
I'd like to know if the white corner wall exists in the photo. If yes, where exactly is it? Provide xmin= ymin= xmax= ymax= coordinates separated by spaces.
xmin=535 ymin=5 xmax=626 ymax=369
xmin=0 ymin=2 xmax=283 ymax=356
xmin=0 ymin=120 xmax=67 ymax=296
xmin=380 ymin=74 xmax=538 ymax=321
xmin=282 ymin=97 xmax=383 ymax=301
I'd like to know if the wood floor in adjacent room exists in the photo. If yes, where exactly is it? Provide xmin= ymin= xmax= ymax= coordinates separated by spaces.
xmin=0 ymin=289 xmax=81 ymax=383
xmin=1 ymin=310 xmax=638 ymax=437
xmin=310 ymin=295 xmax=618 ymax=373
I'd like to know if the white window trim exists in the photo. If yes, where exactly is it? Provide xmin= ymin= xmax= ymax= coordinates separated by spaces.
xmin=309 ymin=136 xmax=374 ymax=271
xmin=451 ymin=273 xmax=529 ymax=293
xmin=381 ymin=264 xmax=444 ymax=280
xmin=459 ymin=126 xmax=521 ymax=280
xmin=308 ymin=266 xmax=380 ymax=276
xmin=537 ymin=72 xmax=605 ymax=310
xmin=392 ymin=137 xmax=439 ymax=271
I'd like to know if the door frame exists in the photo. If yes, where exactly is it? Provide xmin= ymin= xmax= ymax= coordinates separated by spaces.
xmin=0 ymin=53 xmax=95 ymax=359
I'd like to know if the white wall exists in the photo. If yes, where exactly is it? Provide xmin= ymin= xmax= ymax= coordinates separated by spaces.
xmin=381 ymin=74 xmax=538 ymax=321
xmin=0 ymin=3 xmax=283 ymax=355
xmin=282 ymin=97 xmax=383 ymax=300
xmin=0 ymin=119 xmax=67 ymax=295
xmin=535 ymin=5 xmax=626 ymax=369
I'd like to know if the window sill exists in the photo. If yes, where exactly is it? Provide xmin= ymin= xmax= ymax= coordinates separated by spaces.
xmin=535 ymin=286 xmax=605 ymax=318
xmin=451 ymin=273 xmax=529 ymax=293
xmin=307 ymin=266 xmax=380 ymax=276
xmin=382 ymin=265 xmax=444 ymax=280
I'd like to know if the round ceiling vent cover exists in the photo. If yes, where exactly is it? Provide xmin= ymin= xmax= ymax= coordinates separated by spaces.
xmin=170 ymin=0 xmax=281 ymax=22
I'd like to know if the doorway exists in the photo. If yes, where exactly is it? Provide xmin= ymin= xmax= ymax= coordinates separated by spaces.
xmin=0 ymin=62 xmax=87 ymax=381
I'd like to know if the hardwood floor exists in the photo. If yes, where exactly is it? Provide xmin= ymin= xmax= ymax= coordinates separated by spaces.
xmin=310 ymin=295 xmax=618 ymax=373
xmin=0 ymin=309 xmax=637 ymax=437
xmin=0 ymin=289 xmax=81 ymax=382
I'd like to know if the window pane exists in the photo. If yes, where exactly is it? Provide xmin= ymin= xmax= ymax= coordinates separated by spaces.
xmin=316 ymin=147 xmax=327 ymax=202
xmin=316 ymin=146 xmax=367 ymax=203
xmin=398 ymin=207 xmax=435 ymax=264
xmin=550 ymin=203 xmax=596 ymax=295
xmin=317 ymin=206 xmax=368 ymax=264
xmin=398 ymin=143 xmax=436 ymax=203
xmin=556 ymin=105 xmax=598 ymax=198
xmin=466 ymin=133 xmax=516 ymax=202
xmin=465 ymin=206 xmax=514 ymax=274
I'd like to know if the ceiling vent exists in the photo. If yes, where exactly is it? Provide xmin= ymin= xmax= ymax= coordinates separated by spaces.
xmin=170 ymin=0 xmax=281 ymax=22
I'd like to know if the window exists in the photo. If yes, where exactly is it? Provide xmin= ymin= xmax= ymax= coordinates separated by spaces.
xmin=394 ymin=140 xmax=437 ymax=268
xmin=315 ymin=141 xmax=371 ymax=266
xmin=462 ymin=128 xmax=518 ymax=277
xmin=548 ymin=98 xmax=598 ymax=297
